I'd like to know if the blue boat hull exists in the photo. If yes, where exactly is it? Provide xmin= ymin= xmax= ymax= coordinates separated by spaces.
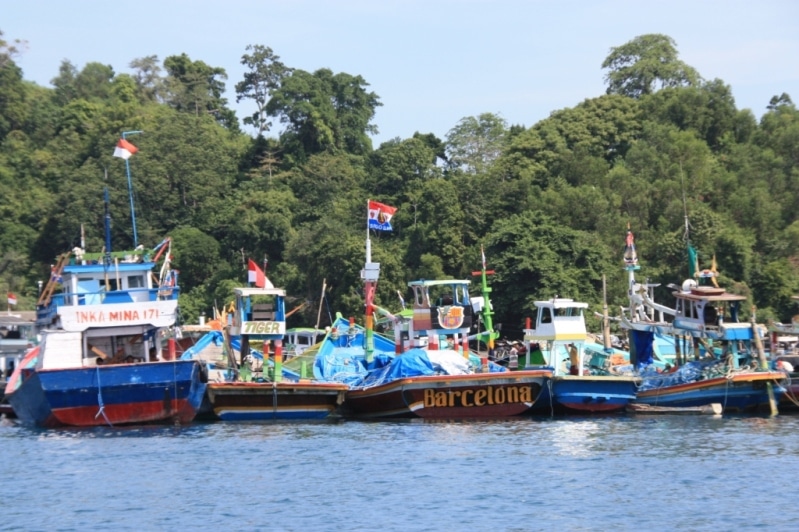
xmin=530 ymin=375 xmax=639 ymax=415
xmin=635 ymin=372 xmax=785 ymax=413
xmin=9 ymin=360 xmax=207 ymax=427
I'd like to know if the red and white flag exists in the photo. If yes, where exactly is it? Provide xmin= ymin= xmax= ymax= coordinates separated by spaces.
xmin=113 ymin=138 xmax=139 ymax=160
xmin=7 ymin=292 xmax=17 ymax=306
xmin=247 ymin=259 xmax=273 ymax=289
xmin=368 ymin=200 xmax=397 ymax=231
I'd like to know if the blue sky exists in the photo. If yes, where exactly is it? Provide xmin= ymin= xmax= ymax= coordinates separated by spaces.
xmin=5 ymin=0 xmax=798 ymax=145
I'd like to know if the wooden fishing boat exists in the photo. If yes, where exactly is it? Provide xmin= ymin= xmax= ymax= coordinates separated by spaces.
xmin=201 ymin=277 xmax=348 ymax=421
xmin=324 ymin=227 xmax=551 ymax=419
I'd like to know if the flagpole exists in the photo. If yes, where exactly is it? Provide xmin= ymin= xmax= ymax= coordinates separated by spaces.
xmin=366 ymin=198 xmax=371 ymax=263
xmin=122 ymin=130 xmax=143 ymax=248
xmin=363 ymin=199 xmax=376 ymax=361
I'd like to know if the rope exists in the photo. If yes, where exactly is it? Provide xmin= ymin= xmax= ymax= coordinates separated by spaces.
xmin=172 ymin=361 xmax=178 ymax=416
xmin=272 ymin=380 xmax=278 ymax=419
xmin=94 ymin=365 xmax=113 ymax=426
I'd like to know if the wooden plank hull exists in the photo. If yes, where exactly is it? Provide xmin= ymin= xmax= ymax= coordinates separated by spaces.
xmin=634 ymin=371 xmax=785 ymax=413
xmin=531 ymin=375 xmax=639 ymax=414
xmin=342 ymin=370 xmax=551 ymax=419
xmin=8 ymin=360 xmax=206 ymax=427
xmin=206 ymin=381 xmax=349 ymax=421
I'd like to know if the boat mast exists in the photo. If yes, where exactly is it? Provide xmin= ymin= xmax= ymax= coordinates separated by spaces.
xmin=471 ymin=246 xmax=497 ymax=358
xmin=362 ymin=199 xmax=380 ymax=363
xmin=121 ymin=130 xmax=143 ymax=248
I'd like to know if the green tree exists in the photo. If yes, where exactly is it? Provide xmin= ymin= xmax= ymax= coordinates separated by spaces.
xmin=602 ymin=34 xmax=700 ymax=98
xmin=0 ymin=29 xmax=26 ymax=69
xmin=129 ymin=55 xmax=165 ymax=103
xmin=236 ymin=44 xmax=291 ymax=135
xmin=445 ymin=113 xmax=508 ymax=174
xmin=267 ymin=68 xmax=381 ymax=160
xmin=163 ymin=53 xmax=237 ymax=130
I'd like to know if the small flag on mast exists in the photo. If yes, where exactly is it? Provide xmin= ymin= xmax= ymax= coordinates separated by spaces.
xmin=247 ymin=259 xmax=266 ymax=288
xmin=113 ymin=138 xmax=138 ymax=160
xmin=7 ymin=292 xmax=17 ymax=306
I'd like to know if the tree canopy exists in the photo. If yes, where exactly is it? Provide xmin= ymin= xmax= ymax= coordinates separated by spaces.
xmin=1 ymin=32 xmax=797 ymax=334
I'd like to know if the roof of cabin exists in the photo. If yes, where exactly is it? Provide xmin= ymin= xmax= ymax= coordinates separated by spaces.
xmin=233 ymin=287 xmax=286 ymax=297
xmin=534 ymin=298 xmax=589 ymax=309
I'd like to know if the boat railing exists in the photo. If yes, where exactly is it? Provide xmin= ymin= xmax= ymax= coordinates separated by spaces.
xmin=47 ymin=286 xmax=181 ymax=308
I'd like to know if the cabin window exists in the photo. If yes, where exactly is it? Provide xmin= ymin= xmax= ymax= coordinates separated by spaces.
xmin=540 ymin=308 xmax=552 ymax=324
xmin=128 ymin=275 xmax=145 ymax=289
xmin=101 ymin=279 xmax=119 ymax=292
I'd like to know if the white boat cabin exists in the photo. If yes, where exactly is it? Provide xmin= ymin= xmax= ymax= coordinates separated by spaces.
xmin=523 ymin=298 xmax=589 ymax=375
xmin=32 ymin=251 xmax=180 ymax=369
xmin=285 ymin=328 xmax=324 ymax=356
xmin=671 ymin=282 xmax=752 ymax=340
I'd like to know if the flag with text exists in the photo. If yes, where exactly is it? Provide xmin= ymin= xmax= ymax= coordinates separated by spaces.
xmin=368 ymin=200 xmax=397 ymax=231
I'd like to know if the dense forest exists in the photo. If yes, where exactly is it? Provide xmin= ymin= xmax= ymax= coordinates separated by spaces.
xmin=1 ymin=32 xmax=797 ymax=338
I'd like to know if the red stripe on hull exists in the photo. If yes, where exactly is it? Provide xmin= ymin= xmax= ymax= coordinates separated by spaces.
xmin=51 ymin=399 xmax=197 ymax=427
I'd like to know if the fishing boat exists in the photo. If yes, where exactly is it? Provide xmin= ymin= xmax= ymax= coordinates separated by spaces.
xmin=522 ymin=297 xmax=639 ymax=414
xmin=767 ymin=295 xmax=799 ymax=411
xmin=201 ymin=269 xmax=348 ymax=421
xmin=0 ymin=311 xmax=37 ymax=416
xmin=323 ymin=206 xmax=551 ymax=419
xmin=618 ymin=227 xmax=786 ymax=414
xmin=6 ymin=234 xmax=207 ymax=427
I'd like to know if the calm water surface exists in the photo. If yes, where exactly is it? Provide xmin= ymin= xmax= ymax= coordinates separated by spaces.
xmin=2 ymin=413 xmax=799 ymax=531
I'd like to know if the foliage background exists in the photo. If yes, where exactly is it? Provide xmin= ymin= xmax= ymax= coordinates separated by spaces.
xmin=1 ymin=32 xmax=797 ymax=337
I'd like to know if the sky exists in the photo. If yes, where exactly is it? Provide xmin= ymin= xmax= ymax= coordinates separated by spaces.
xmin=4 ymin=0 xmax=799 ymax=146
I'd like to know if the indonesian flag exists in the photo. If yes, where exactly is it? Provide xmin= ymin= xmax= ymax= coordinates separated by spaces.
xmin=247 ymin=259 xmax=273 ymax=289
xmin=113 ymin=138 xmax=139 ymax=160
xmin=368 ymin=200 xmax=397 ymax=231
xmin=7 ymin=292 xmax=17 ymax=306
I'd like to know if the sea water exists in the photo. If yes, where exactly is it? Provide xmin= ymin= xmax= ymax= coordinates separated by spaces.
xmin=2 ymin=414 xmax=799 ymax=531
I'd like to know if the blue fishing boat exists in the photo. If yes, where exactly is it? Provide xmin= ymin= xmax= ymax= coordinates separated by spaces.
xmin=522 ymin=298 xmax=638 ymax=414
xmin=617 ymin=227 xmax=786 ymax=414
xmin=6 ymin=235 xmax=207 ymax=427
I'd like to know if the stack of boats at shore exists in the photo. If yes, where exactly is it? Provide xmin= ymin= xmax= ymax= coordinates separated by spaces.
xmin=3 ymin=221 xmax=797 ymax=427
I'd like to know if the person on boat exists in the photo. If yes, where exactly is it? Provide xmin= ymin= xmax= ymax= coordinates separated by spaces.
xmin=568 ymin=343 xmax=580 ymax=375
xmin=508 ymin=343 xmax=519 ymax=370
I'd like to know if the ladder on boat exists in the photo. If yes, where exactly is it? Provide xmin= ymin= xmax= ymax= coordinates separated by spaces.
xmin=37 ymin=252 xmax=71 ymax=307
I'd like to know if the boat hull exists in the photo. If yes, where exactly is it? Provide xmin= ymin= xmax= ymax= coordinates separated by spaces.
xmin=634 ymin=371 xmax=785 ymax=413
xmin=206 ymin=381 xmax=349 ymax=421
xmin=342 ymin=370 xmax=550 ymax=419
xmin=8 ymin=360 xmax=207 ymax=427
xmin=531 ymin=375 xmax=639 ymax=414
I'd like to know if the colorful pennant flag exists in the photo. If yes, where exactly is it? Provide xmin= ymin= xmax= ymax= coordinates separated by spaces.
xmin=113 ymin=138 xmax=139 ymax=160
xmin=7 ymin=292 xmax=17 ymax=306
xmin=368 ymin=200 xmax=397 ymax=231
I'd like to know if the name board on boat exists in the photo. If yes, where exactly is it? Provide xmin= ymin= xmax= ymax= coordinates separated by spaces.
xmin=423 ymin=385 xmax=533 ymax=408
xmin=58 ymin=301 xmax=178 ymax=331
xmin=241 ymin=321 xmax=286 ymax=335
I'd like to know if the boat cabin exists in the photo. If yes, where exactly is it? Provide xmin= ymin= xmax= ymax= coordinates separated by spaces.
xmin=32 ymin=249 xmax=180 ymax=369
xmin=285 ymin=328 xmax=324 ymax=357
xmin=523 ymin=298 xmax=589 ymax=375
xmin=229 ymin=287 xmax=286 ymax=339
xmin=671 ymin=283 xmax=750 ymax=340
xmin=405 ymin=279 xmax=474 ymax=352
